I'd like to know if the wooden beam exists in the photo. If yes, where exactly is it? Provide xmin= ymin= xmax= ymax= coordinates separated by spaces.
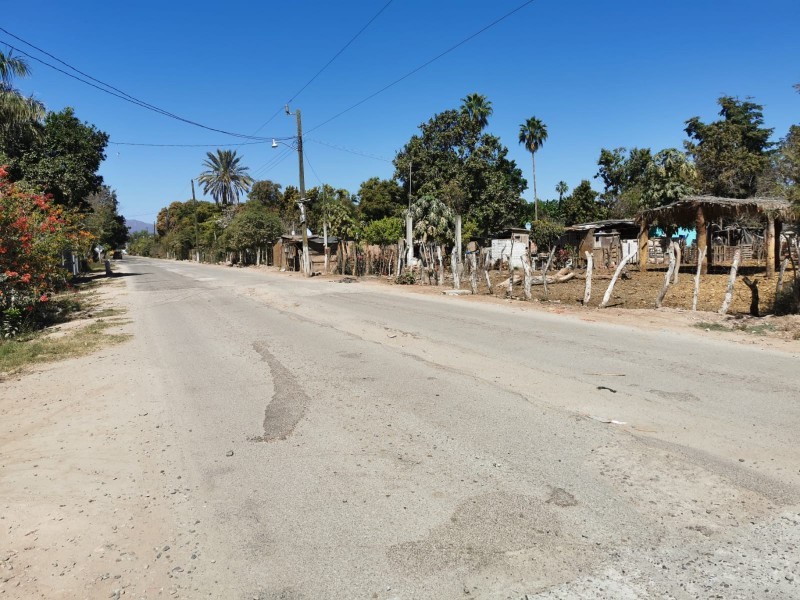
xmin=638 ymin=221 xmax=649 ymax=271
xmin=695 ymin=205 xmax=708 ymax=275
xmin=774 ymin=219 xmax=783 ymax=273
xmin=765 ymin=214 xmax=776 ymax=279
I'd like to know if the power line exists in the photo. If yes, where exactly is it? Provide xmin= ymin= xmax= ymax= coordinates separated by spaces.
xmin=307 ymin=138 xmax=392 ymax=163
xmin=251 ymin=146 xmax=295 ymax=178
xmin=250 ymin=0 xmax=395 ymax=136
xmin=306 ymin=0 xmax=536 ymax=134
xmin=0 ymin=31 xmax=273 ymax=140
xmin=110 ymin=140 xmax=274 ymax=148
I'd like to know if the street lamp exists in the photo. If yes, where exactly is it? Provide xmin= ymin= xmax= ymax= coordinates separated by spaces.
xmin=272 ymin=105 xmax=310 ymax=276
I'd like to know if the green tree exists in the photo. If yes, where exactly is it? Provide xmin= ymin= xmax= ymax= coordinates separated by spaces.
xmin=561 ymin=180 xmax=606 ymax=225
xmin=410 ymin=194 xmax=454 ymax=246
xmin=17 ymin=108 xmax=108 ymax=208
xmin=84 ymin=185 xmax=129 ymax=249
xmin=0 ymin=50 xmax=44 ymax=137
xmin=197 ymin=149 xmax=254 ymax=206
xmin=357 ymin=177 xmax=405 ymax=221
xmin=362 ymin=216 xmax=403 ymax=246
xmin=394 ymin=102 xmax=526 ymax=236
xmin=248 ymin=179 xmax=283 ymax=210
xmin=684 ymin=96 xmax=773 ymax=198
xmin=556 ymin=181 xmax=569 ymax=202
xmin=529 ymin=219 xmax=564 ymax=251
xmin=641 ymin=149 xmax=697 ymax=209
xmin=518 ymin=116 xmax=548 ymax=220
xmin=760 ymin=125 xmax=800 ymax=203
xmin=222 ymin=204 xmax=283 ymax=253
xmin=460 ymin=92 xmax=492 ymax=130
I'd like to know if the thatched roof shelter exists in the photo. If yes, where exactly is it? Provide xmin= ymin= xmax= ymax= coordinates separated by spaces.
xmin=636 ymin=196 xmax=794 ymax=228
xmin=635 ymin=195 xmax=796 ymax=276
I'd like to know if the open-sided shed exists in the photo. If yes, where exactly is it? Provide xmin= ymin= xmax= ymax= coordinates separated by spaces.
xmin=636 ymin=196 xmax=795 ymax=276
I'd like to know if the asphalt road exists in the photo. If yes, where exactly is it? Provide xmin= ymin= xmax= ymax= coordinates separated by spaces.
xmin=115 ymin=256 xmax=800 ymax=599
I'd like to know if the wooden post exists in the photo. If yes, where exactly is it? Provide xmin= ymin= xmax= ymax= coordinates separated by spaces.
xmin=765 ymin=214 xmax=775 ymax=279
xmin=451 ymin=250 xmax=460 ymax=290
xmin=696 ymin=205 xmax=708 ymax=275
xmin=719 ymin=248 xmax=741 ymax=315
xmin=774 ymin=220 xmax=783 ymax=273
xmin=638 ymin=220 xmax=649 ymax=271
xmin=655 ymin=243 xmax=677 ymax=308
xmin=742 ymin=277 xmax=760 ymax=317
xmin=776 ymin=258 xmax=788 ymax=297
xmin=469 ymin=251 xmax=478 ymax=294
xmin=600 ymin=248 xmax=637 ymax=308
xmin=521 ymin=253 xmax=532 ymax=300
xmin=437 ymin=245 xmax=444 ymax=286
xmin=542 ymin=245 xmax=556 ymax=300
xmin=483 ymin=248 xmax=493 ymax=294
xmin=692 ymin=247 xmax=706 ymax=311
xmin=583 ymin=251 xmax=593 ymax=305
xmin=672 ymin=243 xmax=681 ymax=284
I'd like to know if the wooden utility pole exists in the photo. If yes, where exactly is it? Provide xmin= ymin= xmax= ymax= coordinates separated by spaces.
xmin=287 ymin=105 xmax=310 ymax=276
xmin=191 ymin=179 xmax=199 ymax=262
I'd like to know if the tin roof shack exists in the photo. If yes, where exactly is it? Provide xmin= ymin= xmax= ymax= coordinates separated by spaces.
xmin=490 ymin=228 xmax=529 ymax=269
xmin=637 ymin=196 xmax=794 ymax=276
xmin=275 ymin=234 xmax=339 ymax=273
xmin=561 ymin=220 xmax=639 ymax=269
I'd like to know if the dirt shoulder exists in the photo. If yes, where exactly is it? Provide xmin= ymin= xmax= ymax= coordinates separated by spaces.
xmin=0 ymin=275 xmax=184 ymax=599
xmin=258 ymin=265 xmax=800 ymax=354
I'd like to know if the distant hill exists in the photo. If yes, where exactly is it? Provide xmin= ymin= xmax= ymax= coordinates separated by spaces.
xmin=127 ymin=219 xmax=153 ymax=234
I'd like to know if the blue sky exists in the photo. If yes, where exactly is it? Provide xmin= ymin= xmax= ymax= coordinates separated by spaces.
xmin=4 ymin=0 xmax=799 ymax=225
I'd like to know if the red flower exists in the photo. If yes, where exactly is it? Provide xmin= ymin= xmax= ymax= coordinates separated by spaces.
xmin=39 ymin=294 xmax=49 ymax=302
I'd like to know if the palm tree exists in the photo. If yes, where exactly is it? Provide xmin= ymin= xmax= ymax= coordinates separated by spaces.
xmin=556 ymin=181 xmax=569 ymax=203
xmin=0 ymin=50 xmax=45 ymax=134
xmin=460 ymin=93 xmax=493 ymax=130
xmin=518 ymin=117 xmax=548 ymax=220
xmin=197 ymin=149 xmax=254 ymax=206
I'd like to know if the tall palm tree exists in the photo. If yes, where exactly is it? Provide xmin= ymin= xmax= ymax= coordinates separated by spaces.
xmin=518 ymin=117 xmax=548 ymax=220
xmin=0 ymin=50 xmax=45 ymax=134
xmin=197 ymin=149 xmax=254 ymax=206
xmin=556 ymin=181 xmax=569 ymax=202
xmin=460 ymin=93 xmax=493 ymax=130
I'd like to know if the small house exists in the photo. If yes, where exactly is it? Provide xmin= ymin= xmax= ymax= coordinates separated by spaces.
xmin=274 ymin=234 xmax=339 ymax=273
xmin=489 ymin=228 xmax=530 ymax=268
xmin=560 ymin=220 xmax=639 ymax=268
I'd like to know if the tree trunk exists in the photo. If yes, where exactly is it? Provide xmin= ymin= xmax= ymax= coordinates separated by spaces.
xmin=638 ymin=220 xmax=649 ymax=271
xmin=583 ymin=251 xmax=593 ymax=305
xmin=532 ymin=153 xmax=538 ymax=222
xmin=323 ymin=222 xmax=329 ymax=274
xmin=469 ymin=251 xmax=478 ymax=295
xmin=451 ymin=250 xmax=460 ymax=290
xmin=436 ymin=245 xmax=444 ymax=285
xmin=521 ymin=253 xmax=532 ymax=300
xmin=692 ymin=247 xmax=706 ymax=311
xmin=742 ymin=277 xmax=760 ymax=317
xmin=541 ymin=246 xmax=556 ymax=300
xmin=776 ymin=257 xmax=788 ymax=299
xmin=655 ymin=243 xmax=677 ymax=308
xmin=719 ymin=248 xmax=741 ymax=315
xmin=600 ymin=249 xmax=637 ymax=308
xmin=696 ymin=206 xmax=708 ymax=275
xmin=483 ymin=248 xmax=493 ymax=294
xmin=765 ymin=214 xmax=775 ymax=279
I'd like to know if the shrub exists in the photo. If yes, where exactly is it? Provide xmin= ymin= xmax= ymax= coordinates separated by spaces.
xmin=0 ymin=167 xmax=89 ymax=336
xmin=395 ymin=271 xmax=416 ymax=285
xmin=774 ymin=279 xmax=800 ymax=315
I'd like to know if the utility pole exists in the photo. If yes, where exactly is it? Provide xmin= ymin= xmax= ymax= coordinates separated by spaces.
xmin=287 ymin=105 xmax=310 ymax=276
xmin=191 ymin=179 xmax=199 ymax=262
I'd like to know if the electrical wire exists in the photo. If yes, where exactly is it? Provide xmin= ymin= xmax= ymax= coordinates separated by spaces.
xmin=306 ymin=0 xmax=536 ymax=134
xmin=251 ymin=146 xmax=295 ymax=178
xmin=249 ymin=0 xmax=395 ymax=136
xmin=307 ymin=138 xmax=392 ymax=163
xmin=110 ymin=140 xmax=276 ymax=148
xmin=0 ymin=31 xmax=273 ymax=140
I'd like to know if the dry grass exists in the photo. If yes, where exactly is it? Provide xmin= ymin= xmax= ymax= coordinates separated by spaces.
xmin=0 ymin=276 xmax=131 ymax=378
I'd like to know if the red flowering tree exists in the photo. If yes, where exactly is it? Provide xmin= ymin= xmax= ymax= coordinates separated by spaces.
xmin=0 ymin=167 xmax=91 ymax=335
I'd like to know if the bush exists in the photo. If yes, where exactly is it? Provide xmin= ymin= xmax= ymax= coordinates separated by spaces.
xmin=395 ymin=271 xmax=416 ymax=285
xmin=774 ymin=279 xmax=800 ymax=315
xmin=0 ymin=167 xmax=89 ymax=336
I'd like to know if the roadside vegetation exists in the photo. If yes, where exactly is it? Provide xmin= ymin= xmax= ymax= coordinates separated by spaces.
xmin=1 ymin=50 xmax=129 ymax=368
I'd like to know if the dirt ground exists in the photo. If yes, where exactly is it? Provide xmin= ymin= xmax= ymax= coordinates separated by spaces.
xmin=308 ymin=262 xmax=800 ymax=347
